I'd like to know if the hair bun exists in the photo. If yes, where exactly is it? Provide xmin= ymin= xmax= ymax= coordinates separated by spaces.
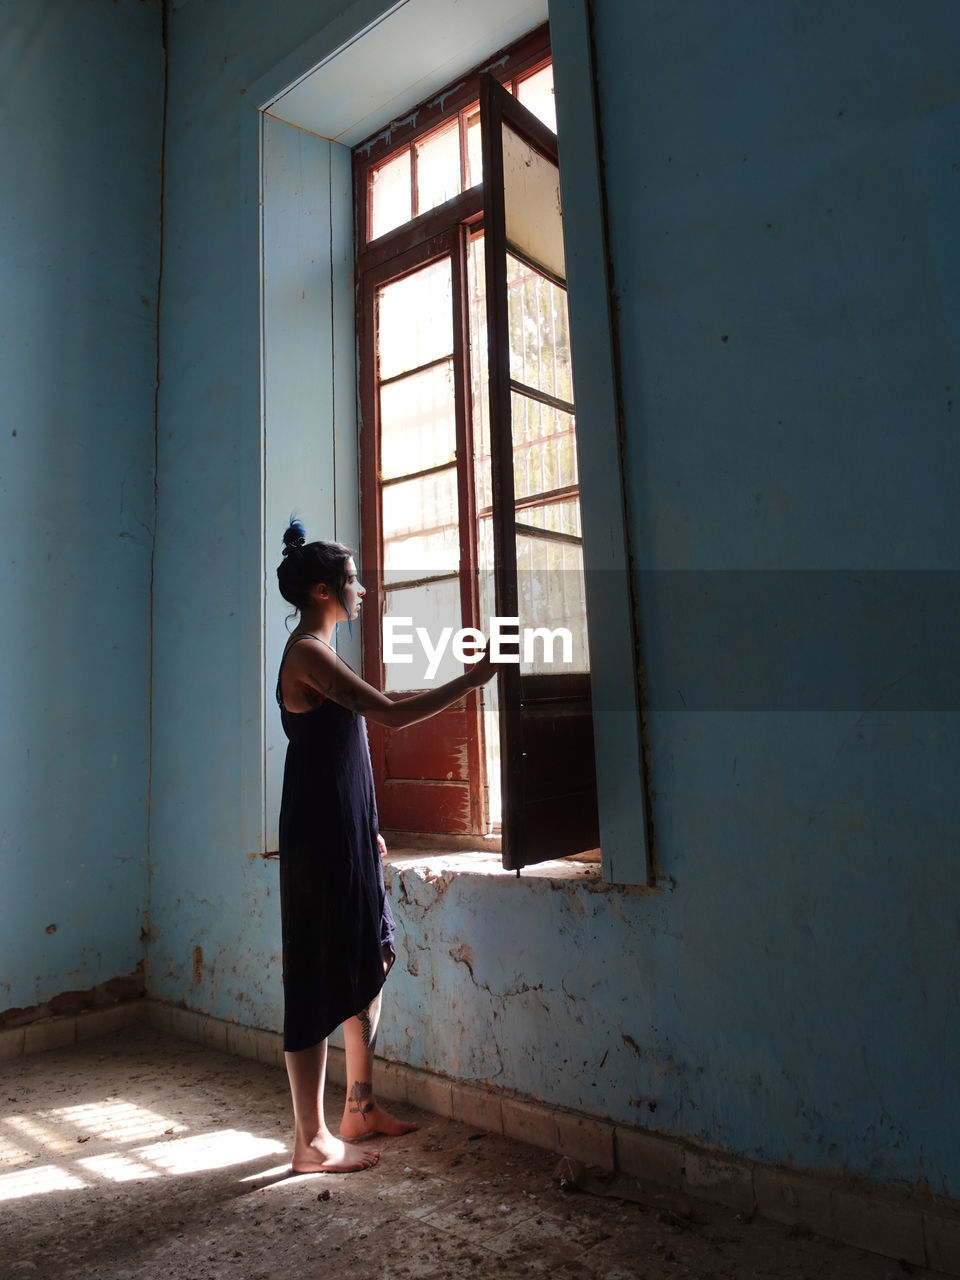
xmin=282 ymin=518 xmax=306 ymax=557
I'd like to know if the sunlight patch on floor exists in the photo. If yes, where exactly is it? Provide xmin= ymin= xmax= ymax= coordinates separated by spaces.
xmin=0 ymin=1093 xmax=287 ymax=1199
xmin=77 ymin=1153 xmax=162 ymax=1183
xmin=43 ymin=1099 xmax=187 ymax=1145
xmin=4 ymin=1113 xmax=78 ymax=1156
xmin=0 ymin=1131 xmax=34 ymax=1167
xmin=0 ymin=1163 xmax=88 ymax=1202
xmin=136 ymin=1130 xmax=286 ymax=1175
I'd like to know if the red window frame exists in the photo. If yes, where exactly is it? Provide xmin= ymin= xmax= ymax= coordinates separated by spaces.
xmin=353 ymin=27 xmax=554 ymax=843
xmin=353 ymin=25 xmax=598 ymax=864
xmin=357 ymin=228 xmax=487 ymax=836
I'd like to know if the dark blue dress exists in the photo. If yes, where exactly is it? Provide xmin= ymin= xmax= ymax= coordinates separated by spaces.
xmin=277 ymin=638 xmax=395 ymax=1053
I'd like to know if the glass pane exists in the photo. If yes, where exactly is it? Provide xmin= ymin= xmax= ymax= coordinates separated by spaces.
xmin=383 ymin=577 xmax=464 ymax=690
xmin=377 ymin=258 xmax=453 ymax=380
xmin=369 ymin=149 xmax=412 ymax=240
xmin=511 ymin=391 xmax=578 ymax=501
xmin=476 ymin=514 xmax=501 ymax=827
xmin=467 ymin=233 xmax=492 ymax=513
xmin=415 ymin=118 xmax=462 ymax=214
xmin=508 ymin=255 xmax=573 ymax=404
xmin=382 ymin=467 xmax=459 ymax=578
xmin=482 ymin=658 xmax=502 ymax=828
xmin=464 ymin=105 xmax=482 ymax=188
xmin=516 ymin=64 xmax=556 ymax=133
xmin=502 ymin=121 xmax=565 ymax=280
xmin=516 ymin=531 xmax=589 ymax=674
xmin=476 ymin=514 xmax=496 ymax=613
xmin=517 ymin=497 xmax=582 ymax=539
xmin=380 ymin=361 xmax=456 ymax=480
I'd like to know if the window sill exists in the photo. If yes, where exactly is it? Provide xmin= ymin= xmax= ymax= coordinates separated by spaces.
xmin=385 ymin=848 xmax=602 ymax=883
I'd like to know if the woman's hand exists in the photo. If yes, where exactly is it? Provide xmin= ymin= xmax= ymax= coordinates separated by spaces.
xmin=465 ymin=643 xmax=495 ymax=688
xmin=377 ymin=833 xmax=388 ymax=860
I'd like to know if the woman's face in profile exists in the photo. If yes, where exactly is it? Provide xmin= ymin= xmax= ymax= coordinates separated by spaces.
xmin=341 ymin=557 xmax=365 ymax=621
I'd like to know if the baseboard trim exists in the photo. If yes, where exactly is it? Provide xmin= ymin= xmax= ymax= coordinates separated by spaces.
xmin=0 ymin=998 xmax=147 ymax=1060
xmin=4 ymin=997 xmax=958 ymax=1276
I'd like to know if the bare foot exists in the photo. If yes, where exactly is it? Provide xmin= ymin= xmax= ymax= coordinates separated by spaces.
xmin=291 ymin=1133 xmax=380 ymax=1174
xmin=339 ymin=1103 xmax=419 ymax=1141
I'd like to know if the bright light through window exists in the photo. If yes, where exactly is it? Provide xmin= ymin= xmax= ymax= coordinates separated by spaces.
xmin=516 ymin=63 xmax=556 ymax=132
xmin=0 ymin=1132 xmax=34 ymax=1167
xmin=367 ymin=60 xmax=555 ymax=244
xmin=0 ymin=1164 xmax=87 ymax=1203
xmin=0 ymin=1096 xmax=288 ymax=1202
xmin=136 ymin=1130 xmax=286 ymax=1175
xmin=77 ymin=1153 xmax=161 ymax=1183
xmin=45 ymin=1100 xmax=186 ymax=1145
xmin=5 ymin=1113 xmax=79 ymax=1155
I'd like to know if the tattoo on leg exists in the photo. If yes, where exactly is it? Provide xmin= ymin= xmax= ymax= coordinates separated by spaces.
xmin=357 ymin=1007 xmax=376 ymax=1050
xmin=348 ymin=1080 xmax=374 ymax=1118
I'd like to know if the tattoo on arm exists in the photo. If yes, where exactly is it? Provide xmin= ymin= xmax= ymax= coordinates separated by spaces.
xmin=314 ymin=663 xmax=370 ymax=715
xmin=348 ymin=1080 xmax=374 ymax=1117
xmin=340 ymin=687 xmax=367 ymax=713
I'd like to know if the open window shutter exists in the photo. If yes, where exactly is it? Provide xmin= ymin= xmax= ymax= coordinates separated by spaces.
xmin=479 ymin=74 xmax=600 ymax=871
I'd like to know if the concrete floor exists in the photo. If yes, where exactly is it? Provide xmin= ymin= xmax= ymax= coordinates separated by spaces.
xmin=0 ymin=1028 xmax=941 ymax=1279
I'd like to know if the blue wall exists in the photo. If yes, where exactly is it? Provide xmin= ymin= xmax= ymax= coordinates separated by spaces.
xmin=590 ymin=0 xmax=960 ymax=1186
xmin=0 ymin=0 xmax=161 ymax=1009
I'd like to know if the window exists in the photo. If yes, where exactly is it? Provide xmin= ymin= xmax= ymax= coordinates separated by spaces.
xmin=261 ymin=0 xmax=650 ymax=883
xmin=355 ymin=28 xmax=599 ymax=870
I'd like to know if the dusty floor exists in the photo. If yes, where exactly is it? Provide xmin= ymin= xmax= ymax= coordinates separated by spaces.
xmin=0 ymin=1027 xmax=940 ymax=1279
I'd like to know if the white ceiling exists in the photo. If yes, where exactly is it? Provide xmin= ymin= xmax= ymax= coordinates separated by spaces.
xmin=263 ymin=0 xmax=549 ymax=146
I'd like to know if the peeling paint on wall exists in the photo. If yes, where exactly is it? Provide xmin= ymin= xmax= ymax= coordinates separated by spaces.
xmin=0 ymin=969 xmax=145 ymax=1029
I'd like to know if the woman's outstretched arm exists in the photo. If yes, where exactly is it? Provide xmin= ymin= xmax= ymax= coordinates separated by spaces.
xmin=281 ymin=637 xmax=494 ymax=729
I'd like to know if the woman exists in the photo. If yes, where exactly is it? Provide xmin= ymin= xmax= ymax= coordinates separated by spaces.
xmin=276 ymin=520 xmax=494 ymax=1173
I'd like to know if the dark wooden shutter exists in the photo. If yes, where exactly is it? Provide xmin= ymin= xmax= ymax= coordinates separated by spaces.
xmin=479 ymin=74 xmax=600 ymax=870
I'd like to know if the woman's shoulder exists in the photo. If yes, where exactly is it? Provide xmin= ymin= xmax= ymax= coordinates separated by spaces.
xmin=283 ymin=631 xmax=335 ymax=657
xmin=278 ymin=633 xmax=341 ymax=714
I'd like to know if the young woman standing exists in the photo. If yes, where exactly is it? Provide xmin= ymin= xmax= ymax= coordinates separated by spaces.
xmin=275 ymin=521 xmax=493 ymax=1172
